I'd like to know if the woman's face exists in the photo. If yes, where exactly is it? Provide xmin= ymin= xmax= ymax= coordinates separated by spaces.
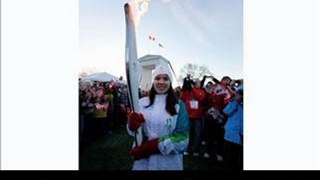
xmin=153 ymin=74 xmax=171 ymax=94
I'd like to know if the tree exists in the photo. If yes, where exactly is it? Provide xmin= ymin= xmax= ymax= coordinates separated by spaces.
xmin=179 ymin=63 xmax=213 ymax=80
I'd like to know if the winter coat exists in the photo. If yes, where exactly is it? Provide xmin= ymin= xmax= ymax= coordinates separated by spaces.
xmin=127 ymin=94 xmax=189 ymax=170
xmin=180 ymin=88 xmax=206 ymax=119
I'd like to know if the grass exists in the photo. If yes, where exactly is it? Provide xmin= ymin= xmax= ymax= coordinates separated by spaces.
xmin=80 ymin=123 xmax=223 ymax=170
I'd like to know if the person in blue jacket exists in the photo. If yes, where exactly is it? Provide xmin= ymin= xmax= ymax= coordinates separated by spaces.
xmin=127 ymin=65 xmax=189 ymax=170
xmin=223 ymin=86 xmax=243 ymax=170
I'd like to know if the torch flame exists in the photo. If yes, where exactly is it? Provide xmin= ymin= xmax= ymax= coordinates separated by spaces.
xmin=128 ymin=0 xmax=151 ymax=26
xmin=128 ymin=0 xmax=173 ymax=26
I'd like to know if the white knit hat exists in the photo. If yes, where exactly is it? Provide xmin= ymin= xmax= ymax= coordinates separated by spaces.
xmin=152 ymin=65 xmax=172 ymax=82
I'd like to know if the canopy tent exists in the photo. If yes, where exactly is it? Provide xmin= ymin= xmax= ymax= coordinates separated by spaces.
xmin=81 ymin=72 xmax=119 ymax=82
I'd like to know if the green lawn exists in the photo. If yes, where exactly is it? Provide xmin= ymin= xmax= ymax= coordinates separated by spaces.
xmin=80 ymin=123 xmax=222 ymax=170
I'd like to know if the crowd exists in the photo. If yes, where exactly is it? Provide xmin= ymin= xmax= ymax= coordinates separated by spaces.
xmin=179 ymin=74 xmax=243 ymax=170
xmin=79 ymin=78 xmax=131 ymax=148
xmin=79 ymin=71 xmax=243 ymax=170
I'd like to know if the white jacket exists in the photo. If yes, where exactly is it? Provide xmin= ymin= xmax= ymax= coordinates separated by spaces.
xmin=127 ymin=94 xmax=189 ymax=170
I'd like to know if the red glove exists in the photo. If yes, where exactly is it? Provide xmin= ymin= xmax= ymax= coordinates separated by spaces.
xmin=128 ymin=112 xmax=145 ymax=131
xmin=129 ymin=138 xmax=160 ymax=160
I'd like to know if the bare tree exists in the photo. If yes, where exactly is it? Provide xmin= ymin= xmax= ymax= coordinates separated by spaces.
xmin=179 ymin=63 xmax=213 ymax=80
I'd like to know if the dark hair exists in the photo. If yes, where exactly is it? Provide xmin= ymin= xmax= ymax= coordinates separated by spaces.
xmin=145 ymin=84 xmax=178 ymax=116
xmin=221 ymin=76 xmax=232 ymax=82
xmin=182 ymin=77 xmax=193 ymax=91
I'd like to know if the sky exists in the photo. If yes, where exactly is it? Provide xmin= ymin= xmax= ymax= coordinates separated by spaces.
xmin=79 ymin=0 xmax=243 ymax=82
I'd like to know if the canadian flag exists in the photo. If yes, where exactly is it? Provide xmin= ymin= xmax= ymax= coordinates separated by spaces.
xmin=148 ymin=35 xmax=155 ymax=41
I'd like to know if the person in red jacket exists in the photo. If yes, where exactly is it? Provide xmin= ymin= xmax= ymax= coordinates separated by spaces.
xmin=214 ymin=76 xmax=234 ymax=105
xmin=180 ymin=76 xmax=206 ymax=157
xmin=207 ymin=76 xmax=234 ymax=161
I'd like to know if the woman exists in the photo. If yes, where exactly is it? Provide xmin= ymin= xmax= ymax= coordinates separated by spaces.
xmin=127 ymin=65 xmax=189 ymax=170
xmin=180 ymin=77 xmax=206 ymax=157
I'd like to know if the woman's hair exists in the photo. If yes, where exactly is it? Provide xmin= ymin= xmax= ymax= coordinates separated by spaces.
xmin=145 ymin=84 xmax=178 ymax=116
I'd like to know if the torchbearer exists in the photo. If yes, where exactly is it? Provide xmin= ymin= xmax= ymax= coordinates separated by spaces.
xmin=127 ymin=65 xmax=190 ymax=170
xmin=124 ymin=3 xmax=189 ymax=170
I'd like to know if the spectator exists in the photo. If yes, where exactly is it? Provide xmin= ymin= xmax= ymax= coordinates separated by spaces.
xmin=223 ymin=87 xmax=243 ymax=170
xmin=180 ymin=76 xmax=206 ymax=157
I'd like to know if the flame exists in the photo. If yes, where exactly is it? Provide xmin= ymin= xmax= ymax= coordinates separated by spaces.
xmin=128 ymin=0 xmax=173 ymax=26
xmin=128 ymin=0 xmax=151 ymax=26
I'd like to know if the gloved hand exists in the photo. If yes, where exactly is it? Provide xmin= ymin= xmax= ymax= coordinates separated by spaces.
xmin=128 ymin=112 xmax=145 ymax=131
xmin=129 ymin=138 xmax=160 ymax=160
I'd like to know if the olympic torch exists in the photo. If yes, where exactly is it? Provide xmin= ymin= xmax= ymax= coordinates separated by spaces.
xmin=124 ymin=3 xmax=143 ymax=148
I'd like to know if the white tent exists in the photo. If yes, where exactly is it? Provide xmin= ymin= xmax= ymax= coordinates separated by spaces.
xmin=81 ymin=72 xmax=118 ymax=82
